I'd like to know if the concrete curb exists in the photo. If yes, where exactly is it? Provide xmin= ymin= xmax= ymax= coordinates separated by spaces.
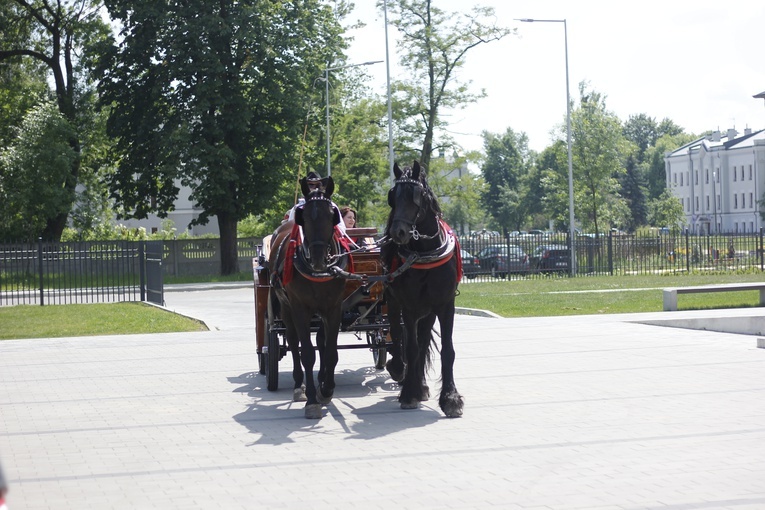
xmin=165 ymin=282 xmax=500 ymax=319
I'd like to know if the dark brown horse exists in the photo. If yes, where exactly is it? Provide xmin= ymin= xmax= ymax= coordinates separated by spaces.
xmin=382 ymin=161 xmax=464 ymax=418
xmin=268 ymin=176 xmax=348 ymax=419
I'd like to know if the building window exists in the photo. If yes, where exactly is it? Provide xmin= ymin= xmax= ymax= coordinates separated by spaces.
xmin=717 ymin=195 xmax=721 ymax=210
xmin=680 ymin=173 xmax=683 ymax=186
xmin=743 ymin=193 xmax=746 ymax=209
xmin=750 ymin=193 xmax=754 ymax=208
xmin=733 ymin=166 xmax=737 ymax=181
xmin=750 ymin=165 xmax=753 ymax=180
xmin=673 ymin=173 xmax=677 ymax=184
xmin=695 ymin=197 xmax=699 ymax=211
xmin=734 ymin=194 xmax=738 ymax=209
xmin=706 ymin=196 xmax=710 ymax=211
xmin=695 ymin=170 xmax=698 ymax=185
xmin=705 ymin=169 xmax=709 ymax=183
xmin=751 ymin=222 xmax=755 ymax=232
xmin=741 ymin=166 xmax=745 ymax=181
xmin=716 ymin=168 xmax=720 ymax=182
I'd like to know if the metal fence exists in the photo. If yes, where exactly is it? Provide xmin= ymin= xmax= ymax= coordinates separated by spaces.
xmin=0 ymin=237 xmax=262 ymax=306
xmin=0 ymin=239 xmax=154 ymax=306
xmin=4 ymin=231 xmax=762 ymax=306
xmin=458 ymin=229 xmax=765 ymax=281
xmin=161 ymin=237 xmax=260 ymax=276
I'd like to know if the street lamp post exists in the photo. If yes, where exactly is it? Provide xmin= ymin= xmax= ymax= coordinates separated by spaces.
xmin=517 ymin=18 xmax=577 ymax=275
xmin=383 ymin=0 xmax=395 ymax=181
xmin=323 ymin=60 xmax=383 ymax=176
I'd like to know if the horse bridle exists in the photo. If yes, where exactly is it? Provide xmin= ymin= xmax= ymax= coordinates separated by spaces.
xmin=299 ymin=193 xmax=339 ymax=266
xmin=389 ymin=177 xmax=440 ymax=241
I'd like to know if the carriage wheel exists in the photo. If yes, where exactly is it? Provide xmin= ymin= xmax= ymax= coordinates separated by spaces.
xmin=265 ymin=294 xmax=280 ymax=391
xmin=368 ymin=330 xmax=387 ymax=370
xmin=266 ymin=325 xmax=280 ymax=391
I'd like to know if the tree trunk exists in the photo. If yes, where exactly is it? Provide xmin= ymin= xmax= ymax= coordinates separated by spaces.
xmin=42 ymin=213 xmax=70 ymax=242
xmin=218 ymin=213 xmax=239 ymax=275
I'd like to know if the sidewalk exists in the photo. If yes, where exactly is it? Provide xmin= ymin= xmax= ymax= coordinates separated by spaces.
xmin=1 ymin=286 xmax=764 ymax=509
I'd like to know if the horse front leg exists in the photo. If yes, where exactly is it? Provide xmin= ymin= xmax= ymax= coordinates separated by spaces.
xmin=398 ymin=313 xmax=423 ymax=409
xmin=414 ymin=314 xmax=437 ymax=401
xmin=316 ymin=309 xmax=341 ymax=405
xmin=384 ymin=292 xmax=406 ymax=382
xmin=281 ymin=307 xmax=306 ymax=402
xmin=436 ymin=305 xmax=463 ymax=418
xmin=293 ymin=313 xmax=321 ymax=419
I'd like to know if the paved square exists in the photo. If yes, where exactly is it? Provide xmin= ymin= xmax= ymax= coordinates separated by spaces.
xmin=1 ymin=287 xmax=765 ymax=509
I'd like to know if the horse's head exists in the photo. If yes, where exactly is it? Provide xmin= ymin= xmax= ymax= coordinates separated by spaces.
xmin=295 ymin=175 xmax=340 ymax=272
xmin=387 ymin=161 xmax=434 ymax=245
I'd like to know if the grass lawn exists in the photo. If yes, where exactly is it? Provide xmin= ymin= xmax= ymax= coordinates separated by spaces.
xmin=455 ymin=272 xmax=765 ymax=317
xmin=0 ymin=302 xmax=207 ymax=340
xmin=2 ymin=272 xmax=763 ymax=339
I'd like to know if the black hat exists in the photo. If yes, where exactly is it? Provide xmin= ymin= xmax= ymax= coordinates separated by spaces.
xmin=306 ymin=171 xmax=322 ymax=181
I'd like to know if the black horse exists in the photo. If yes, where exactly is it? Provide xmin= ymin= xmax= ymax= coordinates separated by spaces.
xmin=382 ymin=161 xmax=464 ymax=418
xmin=268 ymin=176 xmax=348 ymax=419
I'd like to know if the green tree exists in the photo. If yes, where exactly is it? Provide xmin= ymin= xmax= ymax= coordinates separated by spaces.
xmin=426 ymin=151 xmax=486 ymax=235
xmin=643 ymin=132 xmax=697 ymax=201
xmin=538 ymin=140 xmax=571 ymax=231
xmin=97 ymin=0 xmax=347 ymax=274
xmin=619 ymin=152 xmax=649 ymax=231
xmin=329 ymin=89 xmax=390 ymax=227
xmin=480 ymin=127 xmax=535 ymax=234
xmin=0 ymin=102 xmax=78 ymax=240
xmin=0 ymin=0 xmax=110 ymax=240
xmin=570 ymin=82 xmax=630 ymax=235
xmin=647 ymin=188 xmax=685 ymax=230
xmin=382 ymin=0 xmax=511 ymax=169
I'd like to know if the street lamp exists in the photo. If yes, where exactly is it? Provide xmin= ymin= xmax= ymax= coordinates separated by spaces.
xmin=517 ymin=18 xmax=577 ymax=275
xmin=383 ymin=0 xmax=395 ymax=181
xmin=323 ymin=60 xmax=383 ymax=176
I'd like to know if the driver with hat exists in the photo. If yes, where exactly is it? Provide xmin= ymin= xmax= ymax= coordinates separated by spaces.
xmin=285 ymin=171 xmax=346 ymax=233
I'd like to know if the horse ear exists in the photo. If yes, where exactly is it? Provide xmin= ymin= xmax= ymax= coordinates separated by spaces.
xmin=299 ymin=177 xmax=309 ymax=197
xmin=393 ymin=162 xmax=402 ymax=180
xmin=333 ymin=207 xmax=342 ymax=225
xmin=294 ymin=206 xmax=304 ymax=226
xmin=387 ymin=187 xmax=394 ymax=207
xmin=412 ymin=160 xmax=420 ymax=180
xmin=323 ymin=176 xmax=334 ymax=197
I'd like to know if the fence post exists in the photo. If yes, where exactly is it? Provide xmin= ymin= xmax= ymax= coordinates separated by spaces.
xmin=37 ymin=237 xmax=44 ymax=306
xmin=139 ymin=240 xmax=146 ymax=302
xmin=684 ymin=229 xmax=690 ymax=273
xmin=760 ymin=228 xmax=764 ymax=271
xmin=607 ymin=231 xmax=614 ymax=275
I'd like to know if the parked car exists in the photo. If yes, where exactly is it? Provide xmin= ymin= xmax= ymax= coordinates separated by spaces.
xmin=529 ymin=244 xmax=571 ymax=274
xmin=476 ymin=244 xmax=530 ymax=277
xmin=460 ymin=249 xmax=480 ymax=279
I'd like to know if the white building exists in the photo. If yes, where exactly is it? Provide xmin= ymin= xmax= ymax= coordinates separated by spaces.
xmin=117 ymin=181 xmax=221 ymax=236
xmin=664 ymin=127 xmax=765 ymax=234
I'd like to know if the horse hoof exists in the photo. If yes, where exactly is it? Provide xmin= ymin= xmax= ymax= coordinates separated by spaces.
xmin=400 ymin=400 xmax=419 ymax=410
xmin=317 ymin=386 xmax=333 ymax=405
xmin=385 ymin=360 xmax=405 ymax=383
xmin=293 ymin=387 xmax=307 ymax=402
xmin=440 ymin=392 xmax=464 ymax=418
xmin=443 ymin=405 xmax=463 ymax=418
xmin=304 ymin=404 xmax=322 ymax=419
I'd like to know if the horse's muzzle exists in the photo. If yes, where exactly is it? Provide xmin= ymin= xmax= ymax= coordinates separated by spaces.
xmin=390 ymin=221 xmax=412 ymax=245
